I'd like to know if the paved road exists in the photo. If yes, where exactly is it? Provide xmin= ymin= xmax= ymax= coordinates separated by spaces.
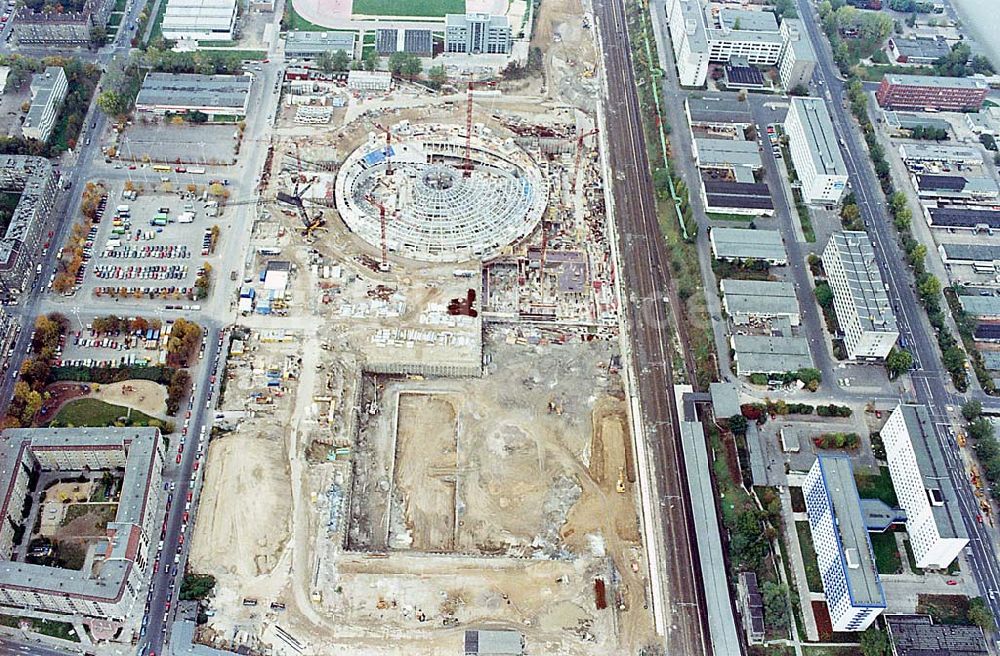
xmin=794 ymin=0 xmax=1000 ymax=623
xmin=592 ymin=0 xmax=709 ymax=652
xmin=0 ymin=635 xmax=83 ymax=656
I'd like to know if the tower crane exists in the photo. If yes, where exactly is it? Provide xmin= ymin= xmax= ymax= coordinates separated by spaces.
xmin=464 ymin=81 xmax=474 ymax=177
xmin=572 ymin=128 xmax=600 ymax=193
xmin=374 ymin=123 xmax=394 ymax=175
xmin=364 ymin=194 xmax=391 ymax=272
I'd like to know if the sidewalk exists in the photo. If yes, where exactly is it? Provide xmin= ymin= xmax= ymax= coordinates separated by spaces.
xmin=780 ymin=487 xmax=819 ymax=641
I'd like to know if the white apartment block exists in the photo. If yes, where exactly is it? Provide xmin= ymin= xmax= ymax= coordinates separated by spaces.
xmin=804 ymin=457 xmax=886 ymax=632
xmin=882 ymin=405 xmax=969 ymax=570
xmin=822 ymin=232 xmax=899 ymax=360
xmin=22 ymin=67 xmax=66 ymax=143
xmin=785 ymin=97 xmax=848 ymax=204
xmin=778 ymin=19 xmax=816 ymax=90
xmin=665 ymin=0 xmax=709 ymax=87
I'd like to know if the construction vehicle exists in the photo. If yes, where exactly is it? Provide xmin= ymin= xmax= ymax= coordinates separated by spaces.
xmin=616 ymin=467 xmax=626 ymax=493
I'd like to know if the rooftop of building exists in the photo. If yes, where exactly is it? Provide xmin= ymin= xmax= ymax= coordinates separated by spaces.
xmin=883 ymin=73 xmax=989 ymax=89
xmin=0 ymin=156 xmax=54 ymax=270
xmin=675 ymin=0 xmax=708 ymax=50
xmin=812 ymin=456 xmax=886 ymax=608
xmin=896 ymin=404 xmax=968 ymax=542
xmin=687 ymin=95 xmax=752 ymax=124
xmin=939 ymin=242 xmax=1000 ymax=262
xmin=928 ymin=206 xmax=1000 ymax=228
xmin=709 ymin=381 xmax=741 ymax=418
xmin=721 ymin=278 xmax=799 ymax=316
xmin=916 ymin=174 xmax=998 ymax=196
xmin=899 ymin=142 xmax=982 ymax=161
xmin=717 ymin=7 xmax=779 ymax=32
xmin=826 ymin=231 xmax=898 ymax=333
xmin=780 ymin=18 xmax=816 ymax=61
xmin=136 ymin=72 xmax=251 ymax=109
xmin=885 ymin=614 xmax=987 ymax=656
xmin=883 ymin=110 xmax=951 ymax=132
xmin=958 ymin=295 xmax=1000 ymax=317
xmin=732 ymin=334 xmax=813 ymax=373
xmin=284 ymin=30 xmax=355 ymax=51
xmin=711 ymin=226 xmax=787 ymax=262
xmin=0 ymin=427 xmax=161 ymax=600
xmin=463 ymin=629 xmax=524 ymax=655
xmin=695 ymin=138 xmax=763 ymax=169
xmin=889 ymin=35 xmax=952 ymax=59
xmin=789 ymin=97 xmax=847 ymax=177
xmin=444 ymin=12 xmax=509 ymax=28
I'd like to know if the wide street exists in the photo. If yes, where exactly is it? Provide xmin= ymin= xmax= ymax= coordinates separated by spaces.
xmin=792 ymin=0 xmax=1000 ymax=623
xmin=592 ymin=0 xmax=709 ymax=653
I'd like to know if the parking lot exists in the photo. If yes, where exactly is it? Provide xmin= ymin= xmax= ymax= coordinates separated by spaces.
xmin=61 ymin=183 xmax=221 ymax=307
xmin=58 ymin=319 xmax=167 ymax=369
xmin=118 ymin=123 xmax=241 ymax=166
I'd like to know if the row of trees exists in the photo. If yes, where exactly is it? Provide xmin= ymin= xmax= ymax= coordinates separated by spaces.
xmin=933 ymin=42 xmax=994 ymax=78
xmin=91 ymin=315 xmax=162 ymax=335
xmin=3 ymin=314 xmax=68 ymax=428
xmin=962 ymin=401 xmax=1000 ymax=498
xmin=908 ymin=125 xmax=949 ymax=141
xmin=53 ymin=183 xmax=107 ymax=294
xmin=166 ymin=370 xmax=191 ymax=416
xmin=165 ymin=318 xmax=202 ymax=368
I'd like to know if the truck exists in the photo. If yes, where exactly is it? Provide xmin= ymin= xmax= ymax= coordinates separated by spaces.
xmin=231 ymin=270 xmax=238 ymax=281
xmin=187 ymin=167 xmax=206 ymax=175
xmin=151 ymin=218 xmax=168 ymax=227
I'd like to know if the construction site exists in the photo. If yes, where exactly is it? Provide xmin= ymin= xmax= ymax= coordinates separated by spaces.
xmin=185 ymin=0 xmax=657 ymax=652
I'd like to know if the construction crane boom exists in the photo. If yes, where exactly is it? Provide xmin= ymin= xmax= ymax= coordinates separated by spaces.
xmin=364 ymin=194 xmax=391 ymax=272
xmin=375 ymin=123 xmax=394 ymax=175
xmin=464 ymin=81 xmax=474 ymax=177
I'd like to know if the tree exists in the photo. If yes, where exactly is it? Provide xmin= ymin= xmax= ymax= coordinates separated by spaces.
xmin=761 ymin=581 xmax=790 ymax=633
xmin=963 ymin=400 xmax=983 ymax=422
xmin=917 ymin=274 xmax=941 ymax=304
xmin=362 ymin=49 xmax=378 ymax=72
xmin=815 ymin=282 xmax=834 ymax=309
xmin=969 ymin=417 xmax=995 ymax=442
xmin=969 ymin=597 xmax=996 ymax=631
xmin=859 ymin=627 xmax=891 ymax=656
xmin=885 ymin=348 xmax=913 ymax=379
xmin=841 ymin=202 xmax=860 ymax=225
xmin=428 ymin=65 xmax=447 ymax=85
xmin=728 ymin=414 xmax=748 ymax=436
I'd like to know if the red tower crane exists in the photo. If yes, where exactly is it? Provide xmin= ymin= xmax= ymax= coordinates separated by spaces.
xmin=572 ymin=128 xmax=600 ymax=193
xmin=464 ymin=81 xmax=474 ymax=177
xmin=364 ymin=194 xmax=391 ymax=272
xmin=374 ymin=123 xmax=393 ymax=175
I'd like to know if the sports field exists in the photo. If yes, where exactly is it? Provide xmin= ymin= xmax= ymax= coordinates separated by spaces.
xmin=351 ymin=0 xmax=464 ymax=17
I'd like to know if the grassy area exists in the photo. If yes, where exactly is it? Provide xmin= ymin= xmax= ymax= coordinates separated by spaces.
xmin=855 ymin=63 xmax=936 ymax=82
xmin=855 ymin=466 xmax=898 ymax=507
xmin=0 ymin=615 xmax=79 ymax=642
xmin=49 ymin=398 xmax=160 ymax=429
xmin=917 ymin=594 xmax=972 ymax=625
xmin=795 ymin=521 xmax=823 ymax=592
xmin=0 ymin=191 xmax=20 ymax=237
xmin=61 ymin=502 xmax=118 ymax=530
xmin=352 ymin=0 xmax=463 ymax=16
xmin=902 ymin=538 xmax=925 ymax=575
xmin=707 ymin=211 xmax=753 ymax=222
xmin=790 ymin=486 xmax=805 ymax=513
xmin=869 ymin=531 xmax=902 ymax=574
xmin=147 ymin=0 xmax=168 ymax=43
xmin=791 ymin=188 xmax=816 ymax=243
xmin=801 ymin=647 xmax=862 ymax=656
xmin=196 ymin=40 xmax=237 ymax=47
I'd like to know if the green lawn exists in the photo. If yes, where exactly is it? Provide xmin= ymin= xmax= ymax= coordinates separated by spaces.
xmin=707 ymin=211 xmax=754 ymax=222
xmin=795 ymin=521 xmax=823 ymax=593
xmin=902 ymin=538 xmax=925 ymax=575
xmin=916 ymin=594 xmax=972 ymax=625
xmin=801 ymin=647 xmax=861 ymax=656
xmin=284 ymin=3 xmax=333 ymax=31
xmin=854 ymin=466 xmax=898 ymax=507
xmin=0 ymin=615 xmax=79 ymax=642
xmin=61 ymin=502 xmax=118 ymax=530
xmin=49 ymin=398 xmax=160 ymax=429
xmin=868 ymin=531 xmax=902 ymax=574
xmin=351 ymin=0 xmax=464 ymax=17
xmin=147 ymin=0 xmax=168 ymax=43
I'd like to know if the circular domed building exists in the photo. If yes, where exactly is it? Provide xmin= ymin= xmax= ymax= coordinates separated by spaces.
xmin=335 ymin=124 xmax=548 ymax=263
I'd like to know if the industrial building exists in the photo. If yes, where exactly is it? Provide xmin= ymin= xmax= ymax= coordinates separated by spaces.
xmin=927 ymin=206 xmax=1000 ymax=230
xmin=444 ymin=13 xmax=512 ymax=55
xmin=887 ymin=35 xmax=952 ymax=66
xmin=22 ymin=67 xmax=67 ymax=143
xmin=284 ymin=31 xmax=356 ymax=60
xmin=375 ymin=28 xmax=433 ymax=56
xmin=0 ymin=157 xmax=58 ymax=300
xmin=885 ymin=615 xmax=988 ymax=656
xmin=822 ymin=232 xmax=898 ymax=360
xmin=685 ymin=96 xmax=753 ymax=129
xmin=0 ymin=428 xmax=164 ymax=633
xmin=346 ymin=70 xmax=392 ymax=92
xmin=709 ymin=227 xmax=787 ymax=264
xmin=938 ymin=243 xmax=1000 ymax=268
xmin=702 ymin=180 xmax=773 ymax=215
xmin=965 ymin=106 xmax=1000 ymax=137
xmin=957 ymin=295 xmax=1000 ymax=321
xmin=737 ymin=572 xmax=765 ymax=644
xmin=784 ymin=97 xmax=848 ymax=205
xmin=898 ymin=142 xmax=983 ymax=166
xmin=883 ymin=111 xmax=951 ymax=137
xmin=464 ymin=630 xmax=524 ymax=655
xmin=335 ymin=124 xmax=547 ymax=263
xmin=876 ymin=74 xmax=989 ymax=111
xmin=665 ymin=0 xmax=710 ymax=86
xmin=914 ymin=174 xmax=999 ymax=205
xmin=135 ymin=72 xmax=252 ymax=118
xmin=777 ymin=18 xmax=816 ymax=90
xmin=731 ymin=334 xmax=813 ymax=375
xmin=804 ymin=456 xmax=886 ymax=631
xmin=720 ymin=279 xmax=800 ymax=326
xmin=160 ymin=0 xmax=238 ymax=41
xmin=882 ymin=404 xmax=969 ymax=570
xmin=13 ymin=0 xmax=112 ymax=46
xmin=692 ymin=138 xmax=762 ymax=183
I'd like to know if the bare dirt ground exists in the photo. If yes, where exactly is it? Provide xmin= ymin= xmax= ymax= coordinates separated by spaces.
xmin=92 ymin=380 xmax=168 ymax=417
xmin=392 ymin=393 xmax=458 ymax=552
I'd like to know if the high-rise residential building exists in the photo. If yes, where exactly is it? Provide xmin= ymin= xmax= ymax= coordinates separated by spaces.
xmin=804 ymin=456 xmax=886 ymax=632
xmin=0 ymin=156 xmax=58 ymax=300
xmin=882 ymin=405 xmax=969 ymax=570
xmin=822 ymin=232 xmax=899 ymax=360
xmin=444 ymin=13 xmax=512 ymax=55
xmin=778 ymin=19 xmax=816 ymax=89
xmin=784 ymin=97 xmax=848 ymax=205
xmin=876 ymin=74 xmax=988 ymax=111
xmin=22 ymin=67 xmax=66 ymax=143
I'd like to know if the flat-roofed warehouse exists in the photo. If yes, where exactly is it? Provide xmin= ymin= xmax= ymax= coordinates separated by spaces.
xmin=898 ymin=142 xmax=983 ymax=166
xmin=957 ymin=295 xmax=1000 ymax=321
xmin=882 ymin=110 xmax=951 ymax=136
xmin=375 ymin=28 xmax=433 ymax=56
xmin=938 ymin=243 xmax=1000 ymax=266
xmin=914 ymin=174 xmax=999 ymax=204
xmin=731 ymin=334 xmax=813 ymax=375
xmin=709 ymin=226 xmax=787 ymax=264
xmin=703 ymin=180 xmax=774 ymax=215
xmin=135 ymin=72 xmax=252 ymax=118
xmin=284 ymin=31 xmax=356 ymax=59
xmin=721 ymin=279 xmax=800 ymax=325
xmin=160 ymin=0 xmax=238 ymax=41
xmin=693 ymin=138 xmax=762 ymax=183
xmin=927 ymin=206 xmax=1000 ymax=230
xmin=685 ymin=95 xmax=753 ymax=128
xmin=885 ymin=614 xmax=987 ymax=656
